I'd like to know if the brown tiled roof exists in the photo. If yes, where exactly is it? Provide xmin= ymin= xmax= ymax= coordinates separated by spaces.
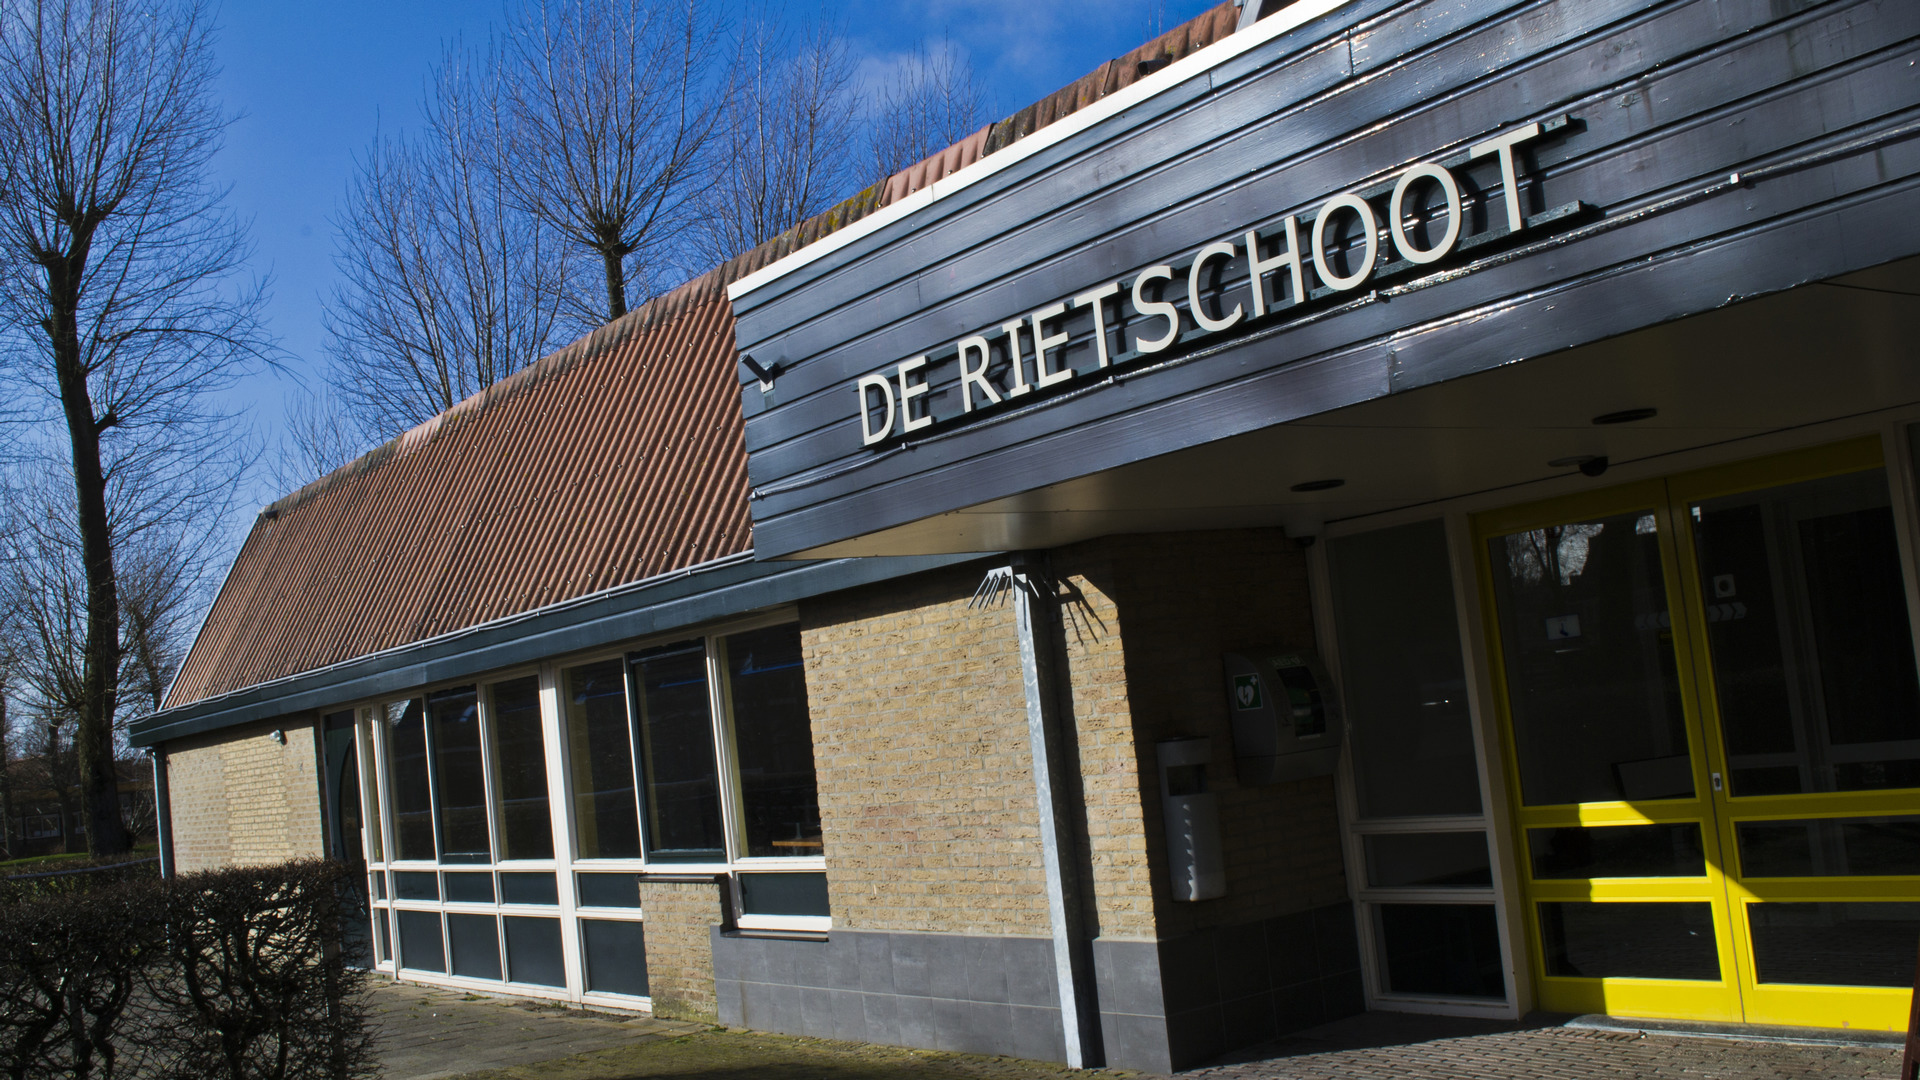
xmin=165 ymin=1 xmax=1246 ymax=710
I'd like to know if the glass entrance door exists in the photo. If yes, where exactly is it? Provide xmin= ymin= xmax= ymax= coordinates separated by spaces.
xmin=1476 ymin=438 xmax=1920 ymax=1030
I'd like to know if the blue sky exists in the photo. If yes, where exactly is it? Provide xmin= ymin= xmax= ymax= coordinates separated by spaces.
xmin=210 ymin=0 xmax=1220 ymax=501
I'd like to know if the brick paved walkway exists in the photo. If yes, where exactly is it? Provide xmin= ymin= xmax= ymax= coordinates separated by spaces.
xmin=367 ymin=978 xmax=1906 ymax=1080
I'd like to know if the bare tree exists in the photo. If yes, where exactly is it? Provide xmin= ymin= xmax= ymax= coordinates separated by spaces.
xmin=0 ymin=0 xmax=267 ymax=855
xmin=688 ymin=14 xmax=860 ymax=268
xmin=500 ymin=0 xmax=725 ymax=323
xmin=324 ymin=40 xmax=570 ymax=445
xmin=268 ymin=388 xmax=367 ymax=493
xmin=869 ymin=41 xmax=989 ymax=183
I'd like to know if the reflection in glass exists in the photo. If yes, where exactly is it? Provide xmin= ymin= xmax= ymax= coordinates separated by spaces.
xmin=429 ymin=686 xmax=489 ymax=863
xmin=443 ymin=871 xmax=494 ymax=903
xmin=1329 ymin=521 xmax=1482 ymax=818
xmin=738 ymin=872 xmax=831 ymax=917
xmin=393 ymin=870 xmax=438 ymax=900
xmin=1489 ymin=512 xmax=1691 ymax=806
xmin=565 ymin=660 xmax=641 ymax=859
xmin=1364 ymin=832 xmax=1492 ymax=888
xmin=577 ymin=872 xmax=642 ymax=908
xmin=357 ymin=715 xmax=383 ymax=862
xmin=490 ymin=676 xmax=553 ymax=860
xmin=396 ymin=910 xmax=445 ymax=972
xmin=1377 ymin=904 xmax=1505 ymax=999
xmin=725 ymin=625 xmax=823 ymax=857
xmin=1738 ymin=816 xmax=1920 ymax=877
xmin=447 ymin=913 xmax=502 ymax=980
xmin=386 ymin=700 xmax=434 ymax=860
xmin=500 ymin=872 xmax=559 ymax=905
xmin=632 ymin=642 xmax=723 ymax=860
xmin=1528 ymin=823 xmax=1705 ymax=879
xmin=1538 ymin=901 xmax=1718 ymax=980
xmin=504 ymin=916 xmax=566 ymax=987
xmin=580 ymin=919 xmax=649 ymax=996
xmin=1693 ymin=468 xmax=1920 ymax=797
xmin=1748 ymin=902 xmax=1920 ymax=987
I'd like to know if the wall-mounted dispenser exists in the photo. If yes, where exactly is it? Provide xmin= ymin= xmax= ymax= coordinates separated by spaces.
xmin=1156 ymin=736 xmax=1225 ymax=902
xmin=1222 ymin=651 xmax=1344 ymax=785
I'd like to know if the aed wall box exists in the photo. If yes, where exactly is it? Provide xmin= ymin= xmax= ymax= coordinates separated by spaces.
xmin=1223 ymin=651 xmax=1344 ymax=785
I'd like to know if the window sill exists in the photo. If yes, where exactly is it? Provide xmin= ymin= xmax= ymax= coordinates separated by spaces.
xmin=723 ymin=927 xmax=829 ymax=943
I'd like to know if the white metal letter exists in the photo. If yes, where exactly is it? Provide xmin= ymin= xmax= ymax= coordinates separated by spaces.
xmin=1072 ymin=281 xmax=1121 ymax=367
xmin=1002 ymin=319 xmax=1034 ymax=397
xmin=856 ymin=373 xmax=896 ymax=446
xmin=1311 ymin=193 xmax=1379 ymax=293
xmin=1245 ymin=217 xmax=1304 ymax=317
xmin=958 ymin=334 xmax=1000 ymax=413
xmin=1131 ymin=265 xmax=1180 ymax=354
xmin=1030 ymin=302 xmax=1073 ymax=389
xmin=1389 ymin=162 xmax=1462 ymax=265
xmin=1187 ymin=241 xmax=1244 ymax=333
xmin=1471 ymin=122 xmax=1544 ymax=233
xmin=896 ymin=355 xmax=934 ymax=433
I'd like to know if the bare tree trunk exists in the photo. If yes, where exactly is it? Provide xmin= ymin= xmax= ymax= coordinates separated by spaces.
xmin=0 ymin=681 xmax=12 ymax=859
xmin=601 ymin=244 xmax=627 ymax=321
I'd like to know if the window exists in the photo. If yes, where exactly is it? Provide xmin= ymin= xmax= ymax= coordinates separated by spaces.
xmin=724 ymin=625 xmax=822 ymax=858
xmin=631 ymin=641 xmax=724 ymax=861
xmin=490 ymin=676 xmax=552 ymax=860
xmin=564 ymin=659 xmax=642 ymax=860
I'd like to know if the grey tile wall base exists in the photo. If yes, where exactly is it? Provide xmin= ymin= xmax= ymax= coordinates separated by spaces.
xmin=712 ymin=927 xmax=1068 ymax=1063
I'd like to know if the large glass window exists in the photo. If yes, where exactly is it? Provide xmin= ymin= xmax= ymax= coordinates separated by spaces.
xmin=428 ymin=686 xmax=489 ymax=863
xmin=387 ymin=700 xmax=434 ymax=861
xmin=631 ymin=641 xmax=724 ymax=861
xmin=565 ymin=659 xmax=641 ymax=860
xmin=489 ymin=676 xmax=553 ymax=860
xmin=724 ymin=625 xmax=822 ymax=857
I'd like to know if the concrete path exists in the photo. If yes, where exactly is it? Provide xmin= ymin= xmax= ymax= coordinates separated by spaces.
xmin=366 ymin=977 xmax=1906 ymax=1080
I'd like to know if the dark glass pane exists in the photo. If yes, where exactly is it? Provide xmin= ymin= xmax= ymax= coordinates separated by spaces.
xmin=447 ymin=913 xmax=502 ymax=980
xmin=370 ymin=873 xmax=386 ymax=901
xmin=565 ymin=660 xmax=641 ymax=860
xmin=1330 ymin=521 xmax=1482 ymax=818
xmin=443 ymin=871 xmax=494 ymax=903
xmin=580 ymin=919 xmax=650 ymax=996
xmin=577 ymin=872 xmax=642 ymax=908
xmin=726 ymin=625 xmax=823 ymax=857
xmin=739 ymin=872 xmax=831 ymax=917
xmin=1377 ymin=904 xmax=1505 ymax=999
xmin=1489 ymin=513 xmax=1691 ymax=806
xmin=504 ymin=916 xmax=566 ymax=987
xmin=490 ymin=676 xmax=553 ymax=860
xmin=429 ymin=686 xmax=489 ymax=863
xmin=1693 ymin=469 xmax=1920 ymax=797
xmin=386 ymin=700 xmax=435 ymax=860
xmin=396 ymin=910 xmax=446 ymax=973
xmin=632 ymin=642 xmax=723 ymax=860
xmin=1739 ymin=816 xmax=1920 ymax=877
xmin=1528 ymin=823 xmax=1705 ymax=879
xmin=1538 ymin=902 xmax=1718 ymax=980
xmin=373 ymin=911 xmax=390 ymax=963
xmin=500 ymin=871 xmax=559 ymax=905
xmin=393 ymin=870 xmax=439 ymax=901
xmin=1748 ymin=902 xmax=1920 ymax=987
xmin=1364 ymin=832 xmax=1492 ymax=888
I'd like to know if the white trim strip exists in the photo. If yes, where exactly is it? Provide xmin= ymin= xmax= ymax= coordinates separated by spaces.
xmin=725 ymin=0 xmax=1357 ymax=303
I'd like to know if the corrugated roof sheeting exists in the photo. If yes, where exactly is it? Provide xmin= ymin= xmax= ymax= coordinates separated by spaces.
xmin=167 ymin=291 xmax=749 ymax=708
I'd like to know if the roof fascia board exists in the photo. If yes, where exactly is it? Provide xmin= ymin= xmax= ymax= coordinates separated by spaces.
xmin=724 ymin=0 xmax=1357 ymax=304
xmin=133 ymin=550 xmax=991 ymax=746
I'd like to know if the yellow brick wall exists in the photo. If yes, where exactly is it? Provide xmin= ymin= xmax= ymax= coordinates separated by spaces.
xmin=639 ymin=879 xmax=727 ymax=1020
xmin=800 ymin=562 xmax=1050 ymax=936
xmin=165 ymin=716 xmax=325 ymax=872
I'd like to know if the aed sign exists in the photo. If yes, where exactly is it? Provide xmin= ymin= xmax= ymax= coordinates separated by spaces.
xmin=853 ymin=117 xmax=1579 ymax=447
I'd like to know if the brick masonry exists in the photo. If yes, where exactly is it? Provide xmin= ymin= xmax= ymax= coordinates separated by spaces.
xmin=639 ymin=878 xmax=730 ymax=1021
xmin=164 ymin=715 xmax=325 ymax=872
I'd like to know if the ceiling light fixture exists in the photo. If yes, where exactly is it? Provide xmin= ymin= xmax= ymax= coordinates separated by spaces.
xmin=1548 ymin=454 xmax=1610 ymax=477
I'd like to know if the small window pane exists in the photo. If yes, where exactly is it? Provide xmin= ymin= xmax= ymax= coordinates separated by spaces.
xmin=1364 ymin=832 xmax=1491 ymax=888
xmin=1528 ymin=823 xmax=1705 ymax=879
xmin=447 ymin=913 xmax=502 ymax=981
xmin=396 ymin=910 xmax=446 ymax=973
xmin=373 ymin=910 xmax=390 ymax=963
xmin=726 ymin=625 xmax=823 ymax=858
xmin=357 ymin=716 xmax=384 ymax=862
xmin=370 ymin=874 xmax=386 ymax=901
xmin=580 ymin=919 xmax=650 ymax=996
xmin=386 ymin=700 xmax=434 ymax=860
xmin=1330 ymin=521 xmax=1483 ymax=818
xmin=500 ymin=872 xmax=559 ymax=906
xmin=393 ymin=870 xmax=439 ymax=901
xmin=1739 ymin=816 xmax=1920 ymax=877
xmin=1748 ymin=902 xmax=1920 ymax=987
xmin=1538 ymin=902 xmax=1718 ymax=980
xmin=443 ymin=871 xmax=494 ymax=903
xmin=565 ymin=660 xmax=641 ymax=860
xmin=1376 ymin=903 xmax=1505 ymax=999
xmin=429 ymin=686 xmax=489 ymax=863
xmin=632 ymin=642 xmax=723 ymax=860
xmin=577 ymin=872 xmax=642 ymax=908
xmin=490 ymin=676 xmax=554 ymax=860
xmin=504 ymin=916 xmax=566 ymax=987
xmin=738 ymin=872 xmax=830 ymax=917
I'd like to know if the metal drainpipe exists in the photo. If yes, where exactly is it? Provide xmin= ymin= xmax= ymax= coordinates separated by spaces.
xmin=1008 ymin=552 xmax=1104 ymax=1068
xmin=149 ymin=747 xmax=174 ymax=878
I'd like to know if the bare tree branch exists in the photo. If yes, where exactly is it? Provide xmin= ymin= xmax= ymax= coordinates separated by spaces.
xmin=869 ymin=41 xmax=988 ymax=184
